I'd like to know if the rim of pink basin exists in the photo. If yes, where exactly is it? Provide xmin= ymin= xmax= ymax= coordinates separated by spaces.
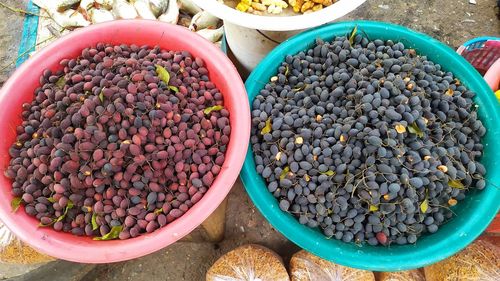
xmin=0 ymin=20 xmax=250 ymax=263
xmin=484 ymin=58 xmax=500 ymax=91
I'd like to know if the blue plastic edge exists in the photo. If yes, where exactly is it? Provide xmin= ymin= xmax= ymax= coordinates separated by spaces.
xmin=241 ymin=20 xmax=500 ymax=271
xmin=463 ymin=36 xmax=500 ymax=48
xmin=16 ymin=0 xmax=39 ymax=67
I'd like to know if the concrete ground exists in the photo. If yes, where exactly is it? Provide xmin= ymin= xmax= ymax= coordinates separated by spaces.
xmin=0 ymin=0 xmax=499 ymax=280
xmin=0 ymin=0 xmax=28 ymax=87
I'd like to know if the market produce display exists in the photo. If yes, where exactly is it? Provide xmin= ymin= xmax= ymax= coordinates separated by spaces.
xmin=4 ymin=43 xmax=230 ymax=240
xmin=0 ymin=0 xmax=497 ymax=273
xmin=250 ymin=33 xmax=487 ymax=245
xmin=206 ymin=244 xmax=290 ymax=281
xmin=227 ymin=0 xmax=335 ymax=15
xmin=424 ymin=239 xmax=500 ymax=281
xmin=290 ymin=250 xmax=375 ymax=281
xmin=31 ymin=0 xmax=223 ymax=44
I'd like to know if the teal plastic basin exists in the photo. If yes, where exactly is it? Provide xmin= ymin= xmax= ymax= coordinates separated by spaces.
xmin=241 ymin=21 xmax=500 ymax=271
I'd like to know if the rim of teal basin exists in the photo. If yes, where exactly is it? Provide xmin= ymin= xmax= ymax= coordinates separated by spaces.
xmin=241 ymin=20 xmax=500 ymax=271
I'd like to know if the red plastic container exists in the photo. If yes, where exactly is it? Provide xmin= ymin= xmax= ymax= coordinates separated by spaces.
xmin=0 ymin=20 xmax=250 ymax=263
xmin=458 ymin=38 xmax=500 ymax=233
xmin=457 ymin=38 xmax=500 ymax=92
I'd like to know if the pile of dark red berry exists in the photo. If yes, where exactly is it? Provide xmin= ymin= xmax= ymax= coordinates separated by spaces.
xmin=5 ymin=43 xmax=230 ymax=240
xmin=251 ymin=35 xmax=486 ymax=246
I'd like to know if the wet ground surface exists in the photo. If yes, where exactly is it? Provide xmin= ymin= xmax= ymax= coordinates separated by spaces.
xmin=0 ymin=0 xmax=499 ymax=280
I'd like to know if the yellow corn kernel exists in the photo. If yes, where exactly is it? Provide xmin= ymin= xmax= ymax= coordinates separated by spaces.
xmin=424 ymin=155 xmax=431 ymax=161
xmin=301 ymin=1 xmax=315 ymax=12
xmin=311 ymin=0 xmax=323 ymax=4
xmin=236 ymin=3 xmax=250 ymax=12
xmin=275 ymin=0 xmax=289 ymax=8
xmin=295 ymin=136 xmax=304 ymax=145
xmin=268 ymin=4 xmax=283 ymax=14
xmin=322 ymin=0 xmax=333 ymax=6
xmin=236 ymin=1 xmax=251 ymax=12
xmin=291 ymin=0 xmax=304 ymax=12
xmin=251 ymin=2 xmax=267 ymax=11
xmin=312 ymin=4 xmax=322 ymax=11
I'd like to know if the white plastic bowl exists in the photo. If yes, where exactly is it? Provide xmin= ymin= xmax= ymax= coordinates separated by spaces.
xmin=192 ymin=0 xmax=366 ymax=31
xmin=193 ymin=0 xmax=367 ymax=73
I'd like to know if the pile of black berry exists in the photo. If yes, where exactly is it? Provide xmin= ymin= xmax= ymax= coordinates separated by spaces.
xmin=250 ymin=35 xmax=486 ymax=245
xmin=5 ymin=43 xmax=230 ymax=240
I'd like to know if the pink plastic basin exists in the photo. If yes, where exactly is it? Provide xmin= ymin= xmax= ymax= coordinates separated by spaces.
xmin=0 ymin=20 xmax=250 ymax=263
xmin=484 ymin=58 xmax=500 ymax=92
